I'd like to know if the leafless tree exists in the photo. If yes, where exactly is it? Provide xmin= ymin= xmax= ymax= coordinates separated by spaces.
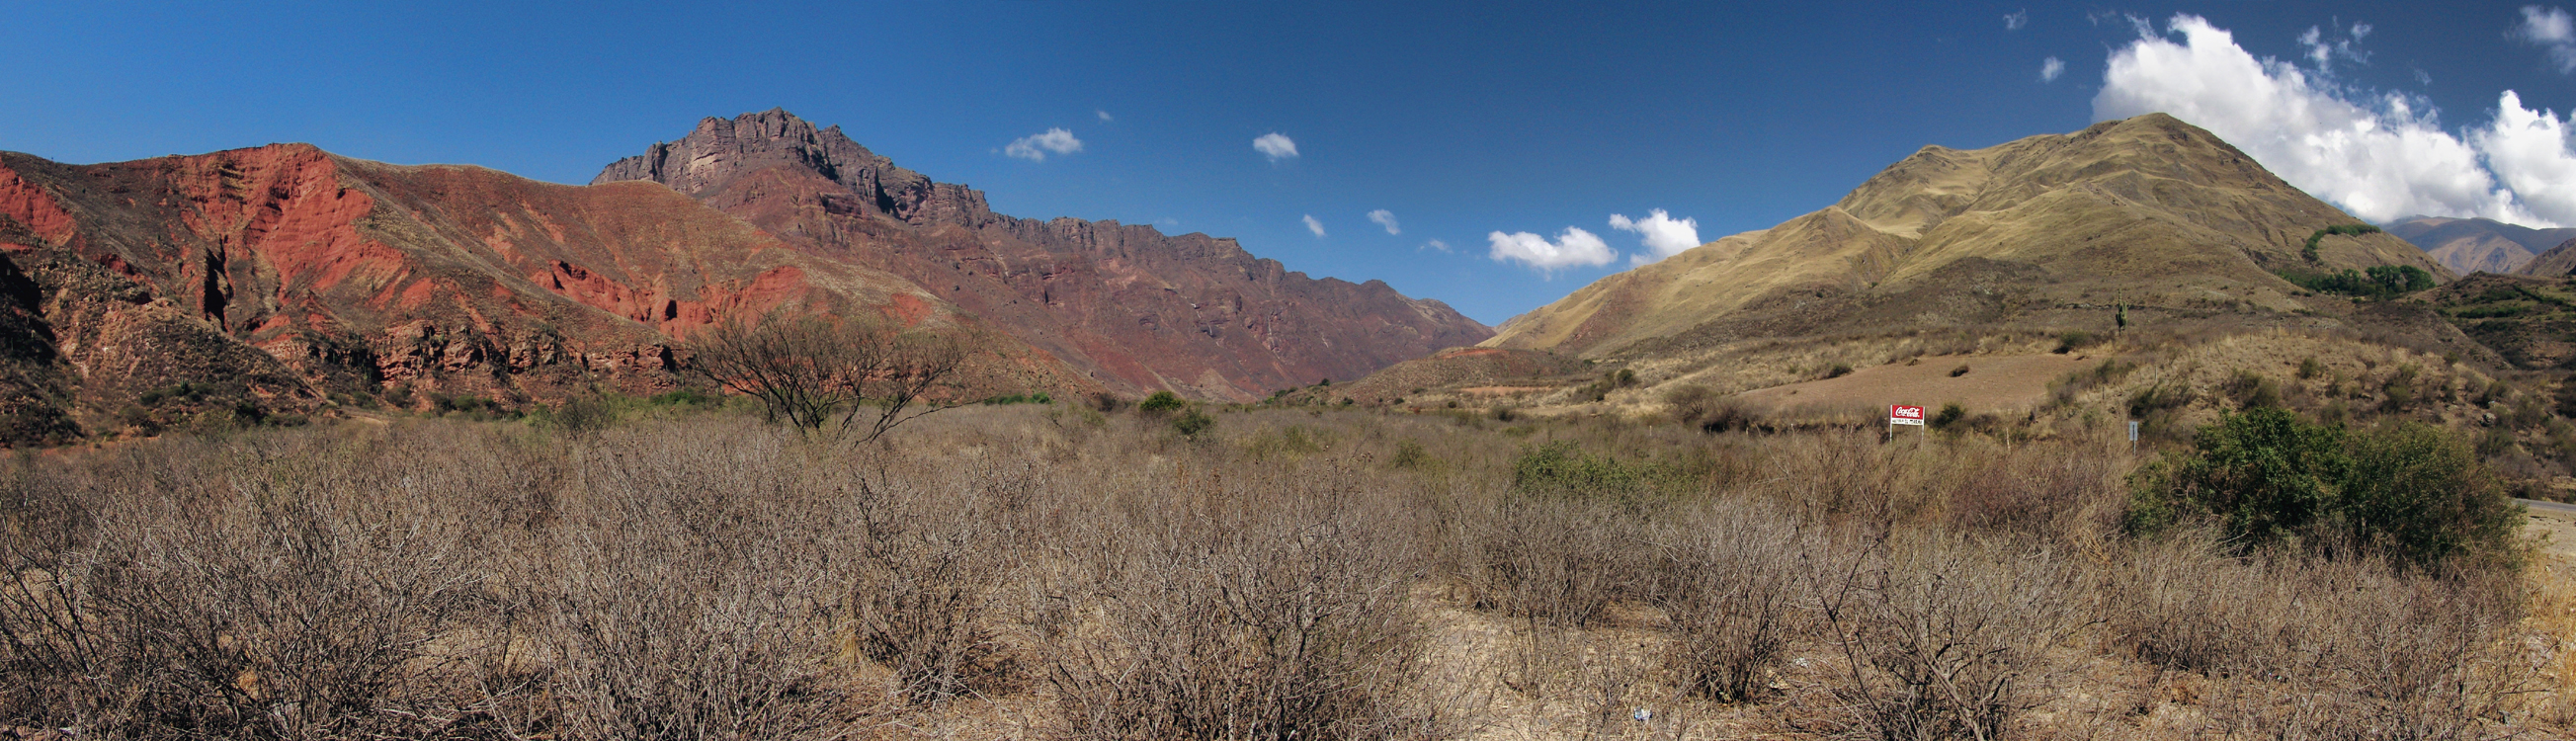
xmin=688 ymin=310 xmax=972 ymax=444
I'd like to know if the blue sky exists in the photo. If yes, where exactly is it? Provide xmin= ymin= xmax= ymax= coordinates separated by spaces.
xmin=6 ymin=2 xmax=2575 ymax=325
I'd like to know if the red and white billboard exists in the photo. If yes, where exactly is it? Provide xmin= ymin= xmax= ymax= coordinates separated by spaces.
xmin=1890 ymin=404 xmax=1926 ymax=426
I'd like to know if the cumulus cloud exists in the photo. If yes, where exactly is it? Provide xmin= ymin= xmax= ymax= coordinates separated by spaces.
xmin=1004 ymin=127 xmax=1083 ymax=161
xmin=1608 ymin=209 xmax=1702 ymax=266
xmin=1254 ymin=132 xmax=1299 ymax=161
xmin=1488 ymin=227 xmax=1615 ymax=273
xmin=2039 ymin=56 xmax=2065 ymax=82
xmin=1302 ymin=214 xmax=1326 ymax=237
xmin=2095 ymin=14 xmax=2549 ymax=225
xmin=1097 ymin=109 xmax=1115 ymax=123
xmin=1367 ymin=209 xmax=1401 ymax=234
xmin=1421 ymin=239 xmax=1453 ymax=253
xmin=2475 ymin=91 xmax=2576 ymax=225
xmin=2517 ymin=6 xmax=2576 ymax=73
xmin=2004 ymin=10 xmax=2029 ymax=31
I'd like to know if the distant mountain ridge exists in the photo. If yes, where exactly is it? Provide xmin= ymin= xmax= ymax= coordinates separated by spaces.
xmin=592 ymin=109 xmax=1491 ymax=400
xmin=2385 ymin=215 xmax=2576 ymax=276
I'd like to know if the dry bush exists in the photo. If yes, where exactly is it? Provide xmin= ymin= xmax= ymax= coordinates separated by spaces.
xmin=1648 ymin=498 xmax=1808 ymax=702
xmin=0 ymin=425 xmax=529 ymax=739
xmin=1044 ymin=458 xmax=1447 ymax=741
xmin=1456 ymin=492 xmax=1641 ymax=627
xmin=1815 ymin=533 xmax=2090 ymax=741
xmin=2109 ymin=536 xmax=2534 ymax=739
xmin=538 ymin=424 xmax=845 ymax=740
xmin=1934 ymin=436 xmax=2125 ymax=543
xmin=844 ymin=453 xmax=1037 ymax=704
xmin=688 ymin=310 xmax=970 ymax=443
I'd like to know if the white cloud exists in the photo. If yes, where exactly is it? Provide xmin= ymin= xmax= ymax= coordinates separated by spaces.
xmin=2517 ymin=6 xmax=2576 ymax=73
xmin=2039 ymin=56 xmax=2065 ymax=82
xmin=2473 ymin=91 xmax=2576 ymax=226
xmin=1487 ymin=227 xmax=1615 ymax=273
xmin=1097 ymin=109 xmax=1115 ymax=123
xmin=1421 ymin=239 xmax=1453 ymax=253
xmin=2296 ymin=23 xmax=2372 ymax=72
xmin=1368 ymin=208 xmax=1401 ymax=234
xmin=1003 ymin=127 xmax=1083 ymax=161
xmin=1302 ymin=214 xmax=1326 ymax=237
xmin=1254 ymin=132 xmax=1299 ymax=161
xmin=1608 ymin=209 xmax=1702 ymax=265
xmin=2004 ymin=10 xmax=2029 ymax=31
xmin=2095 ymin=14 xmax=2545 ymax=225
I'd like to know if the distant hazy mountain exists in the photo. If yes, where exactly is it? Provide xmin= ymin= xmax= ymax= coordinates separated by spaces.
xmin=2384 ymin=215 xmax=2576 ymax=276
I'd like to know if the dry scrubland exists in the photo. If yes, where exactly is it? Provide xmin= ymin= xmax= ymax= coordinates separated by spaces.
xmin=0 ymin=402 xmax=2567 ymax=740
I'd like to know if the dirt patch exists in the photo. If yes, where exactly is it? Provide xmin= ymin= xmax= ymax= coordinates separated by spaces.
xmin=1456 ymin=385 xmax=1557 ymax=396
xmin=1733 ymin=353 xmax=2098 ymax=417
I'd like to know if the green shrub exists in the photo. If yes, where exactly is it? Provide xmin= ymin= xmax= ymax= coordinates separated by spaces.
xmin=1138 ymin=390 xmax=1185 ymax=416
xmin=2276 ymin=264 xmax=2433 ymax=298
xmin=2128 ymin=408 xmax=2521 ymax=569
xmin=2341 ymin=422 xmax=2521 ymax=568
xmin=1930 ymin=403 xmax=1965 ymax=430
xmin=1171 ymin=408 xmax=1214 ymax=438
xmin=1511 ymin=442 xmax=1678 ymax=501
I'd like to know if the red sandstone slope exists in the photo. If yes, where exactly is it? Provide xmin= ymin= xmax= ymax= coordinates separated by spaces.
xmin=0 ymin=143 xmax=1087 ymax=443
xmin=595 ymin=109 xmax=1492 ymax=400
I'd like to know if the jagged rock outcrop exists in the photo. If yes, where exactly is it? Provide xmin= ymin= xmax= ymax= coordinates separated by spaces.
xmin=595 ymin=109 xmax=1491 ymax=400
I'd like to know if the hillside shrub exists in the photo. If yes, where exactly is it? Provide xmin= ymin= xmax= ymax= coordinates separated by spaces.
xmin=2276 ymin=265 xmax=2434 ymax=298
xmin=1171 ymin=408 xmax=1215 ymax=438
xmin=2127 ymin=407 xmax=2521 ymax=569
xmin=1137 ymin=390 xmax=1185 ymax=416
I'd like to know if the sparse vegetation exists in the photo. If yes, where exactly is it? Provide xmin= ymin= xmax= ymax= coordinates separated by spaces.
xmin=0 ymin=398 xmax=2553 ymax=739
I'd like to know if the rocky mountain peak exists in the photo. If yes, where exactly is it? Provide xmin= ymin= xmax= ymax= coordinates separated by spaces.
xmin=592 ymin=109 xmax=960 ymax=222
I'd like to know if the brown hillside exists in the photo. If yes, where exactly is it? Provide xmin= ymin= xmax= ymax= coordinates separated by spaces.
xmin=595 ymin=110 xmax=1492 ymax=401
xmin=2519 ymin=237 xmax=2576 ymax=278
xmin=1484 ymin=114 xmax=2449 ymax=361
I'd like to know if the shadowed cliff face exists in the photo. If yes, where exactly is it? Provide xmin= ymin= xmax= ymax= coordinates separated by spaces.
xmin=594 ymin=109 xmax=1492 ymax=401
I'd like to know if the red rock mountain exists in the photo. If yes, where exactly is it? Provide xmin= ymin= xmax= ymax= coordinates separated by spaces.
xmin=0 ymin=110 xmax=1484 ymax=444
xmin=0 ymin=141 xmax=1081 ymax=444
xmin=592 ymin=109 xmax=1491 ymax=400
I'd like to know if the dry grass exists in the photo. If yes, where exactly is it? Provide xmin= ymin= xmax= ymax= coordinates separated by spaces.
xmin=0 ymin=403 xmax=2561 ymax=740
